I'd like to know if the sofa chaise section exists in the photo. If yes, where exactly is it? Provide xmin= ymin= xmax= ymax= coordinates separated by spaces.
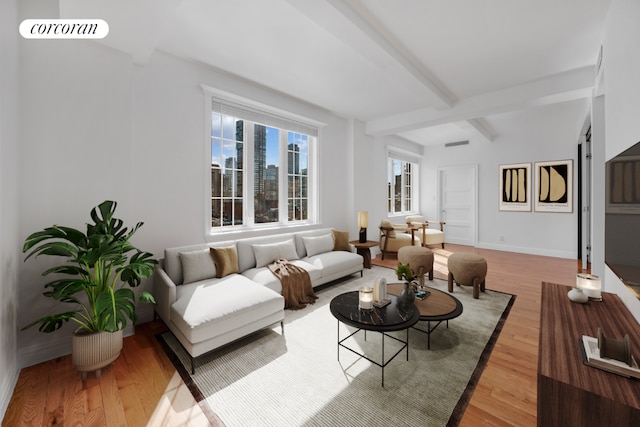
xmin=154 ymin=228 xmax=363 ymax=373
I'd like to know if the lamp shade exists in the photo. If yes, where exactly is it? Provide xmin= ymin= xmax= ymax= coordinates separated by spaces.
xmin=576 ymin=273 xmax=602 ymax=300
xmin=357 ymin=211 xmax=368 ymax=228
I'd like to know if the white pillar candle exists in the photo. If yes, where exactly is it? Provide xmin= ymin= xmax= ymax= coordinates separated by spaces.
xmin=359 ymin=286 xmax=374 ymax=310
xmin=576 ymin=273 xmax=602 ymax=300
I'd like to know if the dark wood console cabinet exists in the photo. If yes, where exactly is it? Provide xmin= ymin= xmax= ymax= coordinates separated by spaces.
xmin=538 ymin=282 xmax=640 ymax=426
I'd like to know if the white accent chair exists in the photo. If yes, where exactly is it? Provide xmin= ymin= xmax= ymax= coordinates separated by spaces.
xmin=405 ymin=215 xmax=446 ymax=249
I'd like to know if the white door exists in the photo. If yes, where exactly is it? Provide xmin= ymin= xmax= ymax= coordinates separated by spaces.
xmin=438 ymin=165 xmax=477 ymax=247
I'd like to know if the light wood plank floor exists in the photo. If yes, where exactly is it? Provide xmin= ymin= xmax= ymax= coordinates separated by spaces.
xmin=3 ymin=244 xmax=584 ymax=426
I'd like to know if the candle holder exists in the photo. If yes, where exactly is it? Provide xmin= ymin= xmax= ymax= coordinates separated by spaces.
xmin=577 ymin=273 xmax=602 ymax=301
xmin=373 ymin=277 xmax=391 ymax=308
xmin=359 ymin=286 xmax=373 ymax=311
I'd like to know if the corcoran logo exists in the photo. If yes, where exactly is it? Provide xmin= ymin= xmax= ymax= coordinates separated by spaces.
xmin=19 ymin=19 xmax=109 ymax=39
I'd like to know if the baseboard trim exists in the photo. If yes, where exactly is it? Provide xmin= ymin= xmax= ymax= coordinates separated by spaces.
xmin=0 ymin=361 xmax=19 ymax=420
xmin=478 ymin=242 xmax=576 ymax=259
xmin=19 ymin=325 xmax=137 ymax=369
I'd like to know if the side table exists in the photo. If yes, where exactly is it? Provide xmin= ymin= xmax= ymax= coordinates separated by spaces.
xmin=350 ymin=240 xmax=379 ymax=269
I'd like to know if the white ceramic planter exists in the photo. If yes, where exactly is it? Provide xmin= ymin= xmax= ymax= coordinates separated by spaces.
xmin=72 ymin=328 xmax=123 ymax=380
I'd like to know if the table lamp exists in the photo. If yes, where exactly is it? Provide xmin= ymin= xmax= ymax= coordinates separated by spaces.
xmin=358 ymin=211 xmax=368 ymax=243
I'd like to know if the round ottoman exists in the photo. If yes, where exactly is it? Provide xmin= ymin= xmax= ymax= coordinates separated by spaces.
xmin=398 ymin=246 xmax=434 ymax=285
xmin=447 ymin=253 xmax=487 ymax=299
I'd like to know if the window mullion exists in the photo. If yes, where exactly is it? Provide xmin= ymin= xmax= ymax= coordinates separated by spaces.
xmin=245 ymin=123 xmax=255 ymax=227
xmin=279 ymin=131 xmax=287 ymax=224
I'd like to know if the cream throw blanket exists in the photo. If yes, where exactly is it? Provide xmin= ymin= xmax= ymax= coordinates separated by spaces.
xmin=268 ymin=258 xmax=317 ymax=310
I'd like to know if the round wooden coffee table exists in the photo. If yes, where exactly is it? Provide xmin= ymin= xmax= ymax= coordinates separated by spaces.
xmin=387 ymin=283 xmax=463 ymax=349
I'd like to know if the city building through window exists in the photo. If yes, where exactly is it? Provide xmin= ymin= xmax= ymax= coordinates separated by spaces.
xmin=208 ymin=92 xmax=318 ymax=231
xmin=387 ymin=150 xmax=419 ymax=215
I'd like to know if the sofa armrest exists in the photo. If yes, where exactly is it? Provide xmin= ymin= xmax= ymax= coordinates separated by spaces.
xmin=154 ymin=260 xmax=177 ymax=324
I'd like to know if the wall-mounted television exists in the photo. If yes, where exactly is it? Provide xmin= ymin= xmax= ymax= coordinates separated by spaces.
xmin=605 ymin=140 xmax=640 ymax=298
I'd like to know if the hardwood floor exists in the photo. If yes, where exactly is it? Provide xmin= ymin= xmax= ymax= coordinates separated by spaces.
xmin=3 ymin=244 xmax=584 ymax=426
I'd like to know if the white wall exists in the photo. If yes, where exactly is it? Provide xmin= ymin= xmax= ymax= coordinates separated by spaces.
xmin=352 ymin=122 xmax=424 ymax=250
xmin=17 ymin=0 xmax=136 ymax=365
xmin=16 ymin=29 xmax=353 ymax=366
xmin=422 ymin=100 xmax=587 ymax=258
xmin=600 ymin=0 xmax=640 ymax=321
xmin=0 ymin=0 xmax=20 ymax=418
xmin=131 ymin=50 xmax=353 ymax=257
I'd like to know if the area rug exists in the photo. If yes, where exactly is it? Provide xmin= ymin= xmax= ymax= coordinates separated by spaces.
xmin=157 ymin=266 xmax=515 ymax=427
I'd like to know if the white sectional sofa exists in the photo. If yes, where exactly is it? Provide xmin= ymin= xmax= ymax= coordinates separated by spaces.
xmin=154 ymin=228 xmax=363 ymax=372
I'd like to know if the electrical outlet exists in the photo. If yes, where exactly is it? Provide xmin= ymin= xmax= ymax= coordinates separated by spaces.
xmin=499 ymin=235 xmax=505 ymax=241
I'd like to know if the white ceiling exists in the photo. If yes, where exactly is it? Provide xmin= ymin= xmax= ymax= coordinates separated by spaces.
xmin=62 ymin=0 xmax=611 ymax=145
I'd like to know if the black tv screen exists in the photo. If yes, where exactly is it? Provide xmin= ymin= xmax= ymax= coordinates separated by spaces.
xmin=605 ymin=140 xmax=640 ymax=297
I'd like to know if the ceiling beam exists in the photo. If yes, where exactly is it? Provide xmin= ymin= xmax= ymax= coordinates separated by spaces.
xmin=324 ymin=0 xmax=456 ymax=109
xmin=366 ymin=66 xmax=595 ymax=136
xmin=467 ymin=118 xmax=498 ymax=142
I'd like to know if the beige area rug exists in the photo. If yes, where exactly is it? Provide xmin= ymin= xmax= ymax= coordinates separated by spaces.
xmin=157 ymin=266 xmax=515 ymax=427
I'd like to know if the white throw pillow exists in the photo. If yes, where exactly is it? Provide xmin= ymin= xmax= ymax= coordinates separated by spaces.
xmin=179 ymin=249 xmax=217 ymax=284
xmin=252 ymin=239 xmax=299 ymax=268
xmin=303 ymin=234 xmax=334 ymax=257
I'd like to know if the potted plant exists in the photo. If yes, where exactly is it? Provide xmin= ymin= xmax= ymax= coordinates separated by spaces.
xmin=395 ymin=262 xmax=417 ymax=304
xmin=22 ymin=200 xmax=158 ymax=378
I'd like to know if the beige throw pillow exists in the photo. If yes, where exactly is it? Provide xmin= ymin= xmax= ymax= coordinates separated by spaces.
xmin=210 ymin=246 xmax=239 ymax=278
xmin=332 ymin=229 xmax=351 ymax=251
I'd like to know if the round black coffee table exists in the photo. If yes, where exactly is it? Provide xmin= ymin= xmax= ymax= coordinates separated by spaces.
xmin=329 ymin=291 xmax=419 ymax=386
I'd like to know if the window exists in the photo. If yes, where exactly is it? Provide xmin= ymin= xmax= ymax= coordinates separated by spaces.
xmin=387 ymin=150 xmax=419 ymax=215
xmin=208 ymin=91 xmax=318 ymax=231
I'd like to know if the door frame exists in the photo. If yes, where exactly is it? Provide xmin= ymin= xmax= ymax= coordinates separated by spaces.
xmin=437 ymin=164 xmax=478 ymax=247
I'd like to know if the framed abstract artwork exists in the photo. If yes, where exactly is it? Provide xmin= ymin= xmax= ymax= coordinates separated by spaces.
xmin=499 ymin=163 xmax=531 ymax=211
xmin=534 ymin=159 xmax=573 ymax=213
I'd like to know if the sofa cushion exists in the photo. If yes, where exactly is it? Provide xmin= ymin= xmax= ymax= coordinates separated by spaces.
xmin=164 ymin=240 xmax=235 ymax=285
xmin=242 ymin=259 xmax=321 ymax=293
xmin=252 ymin=239 xmax=299 ymax=268
xmin=179 ymin=249 xmax=216 ymax=285
xmin=332 ymin=229 xmax=351 ymax=251
xmin=210 ymin=246 xmax=239 ymax=278
xmin=293 ymin=228 xmax=335 ymax=258
xmin=302 ymin=233 xmax=334 ymax=257
xmin=236 ymin=233 xmax=296 ymax=272
xmin=304 ymin=251 xmax=363 ymax=278
xmin=171 ymin=274 xmax=283 ymax=344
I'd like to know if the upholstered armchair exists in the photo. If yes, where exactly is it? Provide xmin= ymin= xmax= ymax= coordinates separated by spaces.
xmin=405 ymin=215 xmax=446 ymax=248
xmin=379 ymin=219 xmax=421 ymax=259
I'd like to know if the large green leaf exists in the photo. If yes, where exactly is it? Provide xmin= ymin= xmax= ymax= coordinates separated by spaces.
xmin=119 ymin=251 xmax=158 ymax=287
xmin=23 ymin=226 xmax=86 ymax=252
xmin=41 ymin=278 xmax=89 ymax=300
xmin=21 ymin=311 xmax=79 ymax=333
xmin=42 ymin=264 xmax=88 ymax=277
xmin=95 ymin=288 xmax=137 ymax=332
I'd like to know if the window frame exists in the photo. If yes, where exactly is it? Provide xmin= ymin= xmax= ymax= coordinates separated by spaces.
xmin=203 ymin=85 xmax=322 ymax=235
xmin=387 ymin=148 xmax=420 ymax=216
